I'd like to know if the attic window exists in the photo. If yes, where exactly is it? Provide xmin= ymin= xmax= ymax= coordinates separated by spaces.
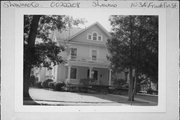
xmin=92 ymin=33 xmax=97 ymax=40
xmin=87 ymin=32 xmax=103 ymax=41
xmin=98 ymin=35 xmax=102 ymax=41
xmin=88 ymin=34 xmax=92 ymax=40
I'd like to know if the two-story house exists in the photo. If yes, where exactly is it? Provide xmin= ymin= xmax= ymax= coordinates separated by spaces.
xmin=37 ymin=22 xmax=113 ymax=86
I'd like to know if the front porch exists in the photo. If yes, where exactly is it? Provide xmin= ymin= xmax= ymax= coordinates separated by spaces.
xmin=65 ymin=65 xmax=112 ymax=86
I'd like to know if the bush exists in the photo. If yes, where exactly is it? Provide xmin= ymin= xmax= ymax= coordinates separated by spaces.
xmin=53 ymin=82 xmax=65 ymax=91
xmin=113 ymin=79 xmax=127 ymax=88
xmin=41 ymin=79 xmax=54 ymax=88
xmin=80 ymin=78 xmax=95 ymax=86
xmin=121 ymin=83 xmax=129 ymax=89
xmin=48 ymin=82 xmax=55 ymax=89
xmin=35 ymin=81 xmax=43 ymax=88
xmin=147 ymin=88 xmax=153 ymax=94
xmin=30 ymin=75 xmax=38 ymax=87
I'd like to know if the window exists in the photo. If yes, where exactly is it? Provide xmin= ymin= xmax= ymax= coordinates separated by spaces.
xmin=92 ymin=50 xmax=97 ymax=61
xmin=88 ymin=32 xmax=103 ymax=41
xmin=98 ymin=35 xmax=102 ymax=41
xmin=70 ymin=68 xmax=77 ymax=79
xmin=88 ymin=34 xmax=92 ymax=40
xmin=92 ymin=33 xmax=97 ymax=40
xmin=71 ymin=48 xmax=77 ymax=60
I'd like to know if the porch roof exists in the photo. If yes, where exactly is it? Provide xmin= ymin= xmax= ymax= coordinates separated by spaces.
xmin=66 ymin=60 xmax=110 ymax=69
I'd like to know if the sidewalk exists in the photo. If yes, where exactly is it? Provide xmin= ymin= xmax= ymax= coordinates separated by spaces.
xmin=25 ymin=88 xmax=158 ymax=106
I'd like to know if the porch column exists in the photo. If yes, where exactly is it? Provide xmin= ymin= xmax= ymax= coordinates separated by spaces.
xmin=53 ymin=65 xmax=58 ymax=82
xmin=89 ymin=67 xmax=93 ymax=78
xmin=109 ymin=69 xmax=112 ymax=86
xmin=67 ymin=65 xmax=71 ymax=83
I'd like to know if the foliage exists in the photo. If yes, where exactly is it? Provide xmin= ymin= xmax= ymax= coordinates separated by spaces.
xmin=41 ymin=79 xmax=54 ymax=88
xmin=35 ymin=81 xmax=43 ymax=88
xmin=112 ymin=79 xmax=127 ymax=88
xmin=24 ymin=15 xmax=86 ymax=69
xmin=53 ymin=82 xmax=66 ymax=91
xmin=29 ymin=75 xmax=38 ymax=87
xmin=23 ymin=15 xmax=86 ymax=98
xmin=48 ymin=82 xmax=55 ymax=89
xmin=79 ymin=78 xmax=95 ymax=86
xmin=107 ymin=15 xmax=158 ymax=83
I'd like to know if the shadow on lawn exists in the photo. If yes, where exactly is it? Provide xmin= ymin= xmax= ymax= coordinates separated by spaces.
xmin=75 ymin=92 xmax=153 ymax=106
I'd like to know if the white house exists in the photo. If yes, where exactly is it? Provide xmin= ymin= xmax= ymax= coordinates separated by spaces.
xmin=36 ymin=22 xmax=126 ymax=86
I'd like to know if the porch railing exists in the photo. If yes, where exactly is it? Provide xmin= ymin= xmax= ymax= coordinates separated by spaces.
xmin=68 ymin=56 xmax=110 ymax=64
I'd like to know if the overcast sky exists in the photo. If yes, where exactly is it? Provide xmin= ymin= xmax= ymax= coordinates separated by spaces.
xmin=65 ymin=9 xmax=113 ymax=32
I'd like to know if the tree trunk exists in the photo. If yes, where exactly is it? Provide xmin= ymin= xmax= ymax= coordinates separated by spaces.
xmin=132 ymin=70 xmax=137 ymax=97
xmin=128 ymin=16 xmax=134 ymax=102
xmin=23 ymin=15 xmax=41 ymax=104
xmin=128 ymin=68 xmax=134 ymax=101
xmin=23 ymin=64 xmax=31 ymax=99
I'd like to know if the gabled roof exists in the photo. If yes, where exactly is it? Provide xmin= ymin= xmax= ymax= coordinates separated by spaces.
xmin=54 ymin=22 xmax=111 ymax=42
xmin=54 ymin=27 xmax=83 ymax=41
xmin=67 ymin=22 xmax=111 ymax=41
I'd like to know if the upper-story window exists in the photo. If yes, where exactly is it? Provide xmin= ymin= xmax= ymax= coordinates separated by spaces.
xmin=92 ymin=32 xmax=97 ymax=40
xmin=87 ymin=32 xmax=103 ymax=41
xmin=92 ymin=49 xmax=97 ymax=61
xmin=70 ymin=48 xmax=77 ymax=60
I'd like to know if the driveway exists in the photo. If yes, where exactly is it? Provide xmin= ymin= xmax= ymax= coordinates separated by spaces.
xmin=28 ymin=88 xmax=158 ymax=106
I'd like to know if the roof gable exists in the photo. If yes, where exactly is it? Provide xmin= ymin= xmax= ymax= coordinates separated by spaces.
xmin=69 ymin=22 xmax=111 ymax=41
xmin=53 ymin=27 xmax=83 ymax=41
xmin=69 ymin=22 xmax=111 ymax=45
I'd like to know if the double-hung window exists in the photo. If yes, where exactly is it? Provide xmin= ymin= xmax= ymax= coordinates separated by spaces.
xmin=70 ymin=67 xmax=77 ymax=79
xmin=87 ymin=32 xmax=103 ymax=41
xmin=92 ymin=33 xmax=97 ymax=40
xmin=87 ymin=34 xmax=92 ymax=40
xmin=70 ymin=48 xmax=77 ymax=60
xmin=98 ymin=35 xmax=102 ymax=41
xmin=92 ymin=50 xmax=97 ymax=61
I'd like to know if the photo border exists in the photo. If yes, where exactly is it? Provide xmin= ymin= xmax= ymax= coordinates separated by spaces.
xmin=14 ymin=8 xmax=166 ymax=112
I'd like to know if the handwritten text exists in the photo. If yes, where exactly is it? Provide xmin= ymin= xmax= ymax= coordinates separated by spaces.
xmin=131 ymin=2 xmax=178 ymax=8
xmin=50 ymin=2 xmax=80 ymax=8
xmin=92 ymin=1 xmax=117 ymax=8
xmin=3 ymin=1 xmax=39 ymax=8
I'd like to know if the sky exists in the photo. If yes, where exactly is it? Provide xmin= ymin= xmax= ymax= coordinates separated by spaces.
xmin=64 ymin=9 xmax=113 ymax=32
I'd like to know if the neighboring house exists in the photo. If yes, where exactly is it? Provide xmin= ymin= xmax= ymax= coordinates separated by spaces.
xmin=35 ymin=22 xmax=124 ymax=86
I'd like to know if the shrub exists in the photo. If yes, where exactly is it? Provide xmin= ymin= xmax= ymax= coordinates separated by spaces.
xmin=121 ymin=83 xmax=129 ymax=89
xmin=41 ymin=79 xmax=54 ymax=88
xmin=147 ymin=88 xmax=155 ymax=94
xmin=53 ymin=82 xmax=65 ymax=91
xmin=113 ymin=79 xmax=127 ymax=88
xmin=48 ymin=82 xmax=55 ymax=89
xmin=30 ymin=75 xmax=38 ymax=87
xmin=80 ymin=78 xmax=95 ymax=86
xmin=35 ymin=81 xmax=43 ymax=88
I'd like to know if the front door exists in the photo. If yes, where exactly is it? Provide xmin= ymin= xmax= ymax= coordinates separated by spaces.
xmin=87 ymin=69 xmax=98 ymax=80
xmin=93 ymin=70 xmax=98 ymax=80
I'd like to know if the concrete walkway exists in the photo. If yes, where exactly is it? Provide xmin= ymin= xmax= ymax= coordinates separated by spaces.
xmin=26 ymin=88 xmax=158 ymax=106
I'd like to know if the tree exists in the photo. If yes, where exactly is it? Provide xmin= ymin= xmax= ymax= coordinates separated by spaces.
xmin=24 ymin=15 xmax=85 ymax=102
xmin=107 ymin=15 xmax=158 ymax=101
